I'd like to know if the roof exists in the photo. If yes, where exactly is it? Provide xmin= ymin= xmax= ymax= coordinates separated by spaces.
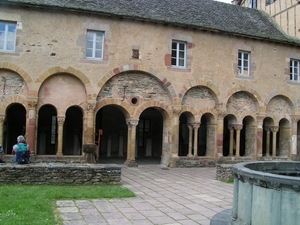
xmin=2 ymin=0 xmax=300 ymax=46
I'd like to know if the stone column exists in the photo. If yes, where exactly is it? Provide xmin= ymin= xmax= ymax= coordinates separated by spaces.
xmin=125 ymin=118 xmax=139 ymax=167
xmin=172 ymin=106 xmax=181 ymax=157
xmin=207 ymin=122 xmax=217 ymax=157
xmin=228 ymin=125 xmax=234 ymax=156
xmin=85 ymin=102 xmax=95 ymax=144
xmin=291 ymin=116 xmax=299 ymax=160
xmin=27 ymin=99 xmax=37 ymax=155
xmin=234 ymin=124 xmax=243 ymax=157
xmin=217 ymin=110 xmax=226 ymax=157
xmin=256 ymin=115 xmax=264 ymax=158
xmin=187 ymin=123 xmax=193 ymax=157
xmin=270 ymin=126 xmax=279 ymax=158
xmin=56 ymin=116 xmax=65 ymax=156
xmin=0 ymin=115 xmax=4 ymax=148
xmin=193 ymin=122 xmax=200 ymax=156
xmin=265 ymin=127 xmax=271 ymax=157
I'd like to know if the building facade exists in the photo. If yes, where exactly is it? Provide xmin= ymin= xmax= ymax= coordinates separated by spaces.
xmin=234 ymin=0 xmax=300 ymax=39
xmin=1 ymin=0 xmax=300 ymax=166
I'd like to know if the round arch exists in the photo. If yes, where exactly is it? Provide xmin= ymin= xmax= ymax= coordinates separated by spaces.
xmin=0 ymin=62 xmax=33 ymax=84
xmin=37 ymin=104 xmax=58 ymax=155
xmin=97 ymin=65 xmax=177 ymax=101
xmin=35 ymin=67 xmax=94 ymax=99
xmin=3 ymin=103 xmax=26 ymax=154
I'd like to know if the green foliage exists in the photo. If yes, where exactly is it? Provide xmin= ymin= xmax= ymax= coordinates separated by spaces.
xmin=0 ymin=184 xmax=135 ymax=225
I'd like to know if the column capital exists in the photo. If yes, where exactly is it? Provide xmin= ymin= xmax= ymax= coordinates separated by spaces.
xmin=269 ymin=126 xmax=279 ymax=133
xmin=192 ymin=122 xmax=200 ymax=129
xmin=27 ymin=98 xmax=38 ymax=109
xmin=228 ymin=125 xmax=235 ymax=131
xmin=234 ymin=124 xmax=243 ymax=131
xmin=291 ymin=115 xmax=300 ymax=123
xmin=57 ymin=116 xmax=65 ymax=126
xmin=86 ymin=102 xmax=96 ymax=112
xmin=126 ymin=118 xmax=139 ymax=127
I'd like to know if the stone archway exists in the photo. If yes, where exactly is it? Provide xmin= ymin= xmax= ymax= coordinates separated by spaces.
xmin=241 ymin=116 xmax=255 ymax=157
xmin=4 ymin=103 xmax=26 ymax=154
xmin=137 ymin=108 xmax=163 ymax=162
xmin=95 ymin=105 xmax=128 ymax=163
xmin=63 ymin=106 xmax=83 ymax=155
xmin=37 ymin=104 xmax=57 ymax=155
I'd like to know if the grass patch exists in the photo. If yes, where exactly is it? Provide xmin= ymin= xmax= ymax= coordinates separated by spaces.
xmin=0 ymin=184 xmax=135 ymax=225
xmin=225 ymin=178 xmax=234 ymax=183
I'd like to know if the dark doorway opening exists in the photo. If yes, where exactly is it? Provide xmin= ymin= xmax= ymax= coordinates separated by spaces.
xmin=4 ymin=103 xmax=26 ymax=154
xmin=37 ymin=105 xmax=57 ymax=155
xmin=63 ymin=106 xmax=83 ymax=155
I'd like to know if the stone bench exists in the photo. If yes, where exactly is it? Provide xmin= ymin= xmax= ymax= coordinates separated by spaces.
xmin=0 ymin=163 xmax=121 ymax=184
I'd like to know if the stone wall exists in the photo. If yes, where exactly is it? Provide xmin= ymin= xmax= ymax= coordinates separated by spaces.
xmin=216 ymin=164 xmax=233 ymax=181
xmin=0 ymin=163 xmax=121 ymax=184
xmin=170 ymin=157 xmax=216 ymax=168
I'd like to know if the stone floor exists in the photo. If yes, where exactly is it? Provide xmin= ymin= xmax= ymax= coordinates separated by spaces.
xmin=57 ymin=164 xmax=233 ymax=225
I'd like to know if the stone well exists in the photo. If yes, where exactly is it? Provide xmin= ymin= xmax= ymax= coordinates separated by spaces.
xmin=231 ymin=161 xmax=300 ymax=225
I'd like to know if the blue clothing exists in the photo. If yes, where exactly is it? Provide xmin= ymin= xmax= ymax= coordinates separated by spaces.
xmin=14 ymin=142 xmax=30 ymax=164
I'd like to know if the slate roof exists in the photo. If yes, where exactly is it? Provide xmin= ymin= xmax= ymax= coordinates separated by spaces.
xmin=2 ymin=0 xmax=300 ymax=46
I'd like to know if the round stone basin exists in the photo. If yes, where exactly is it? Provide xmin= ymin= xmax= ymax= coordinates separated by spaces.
xmin=231 ymin=162 xmax=300 ymax=225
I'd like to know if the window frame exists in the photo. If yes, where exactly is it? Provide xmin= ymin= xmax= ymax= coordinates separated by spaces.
xmin=0 ymin=21 xmax=17 ymax=52
xmin=85 ymin=30 xmax=104 ymax=60
xmin=238 ymin=50 xmax=251 ymax=77
xmin=290 ymin=59 xmax=300 ymax=82
xmin=248 ymin=0 xmax=257 ymax=8
xmin=171 ymin=40 xmax=187 ymax=68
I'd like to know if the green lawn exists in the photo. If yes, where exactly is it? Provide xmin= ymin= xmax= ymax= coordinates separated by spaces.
xmin=0 ymin=184 xmax=135 ymax=225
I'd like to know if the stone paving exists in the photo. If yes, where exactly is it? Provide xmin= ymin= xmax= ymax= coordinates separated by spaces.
xmin=56 ymin=165 xmax=233 ymax=225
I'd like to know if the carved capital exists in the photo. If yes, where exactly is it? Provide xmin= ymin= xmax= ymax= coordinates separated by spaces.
xmin=269 ymin=126 xmax=279 ymax=133
xmin=87 ymin=102 xmax=96 ymax=112
xmin=28 ymin=99 xmax=38 ymax=109
xmin=57 ymin=117 xmax=65 ymax=126
xmin=234 ymin=124 xmax=243 ymax=131
xmin=192 ymin=122 xmax=200 ymax=129
xmin=126 ymin=118 xmax=139 ymax=127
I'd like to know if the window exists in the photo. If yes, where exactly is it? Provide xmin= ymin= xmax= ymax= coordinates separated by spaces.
xmin=248 ymin=0 xmax=257 ymax=8
xmin=132 ymin=49 xmax=139 ymax=59
xmin=0 ymin=21 xmax=17 ymax=52
xmin=238 ymin=51 xmax=250 ymax=76
xmin=290 ymin=59 xmax=300 ymax=82
xmin=85 ymin=30 xmax=104 ymax=59
xmin=171 ymin=41 xmax=186 ymax=67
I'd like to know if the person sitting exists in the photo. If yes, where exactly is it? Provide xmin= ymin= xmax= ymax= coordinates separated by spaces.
xmin=12 ymin=135 xmax=31 ymax=164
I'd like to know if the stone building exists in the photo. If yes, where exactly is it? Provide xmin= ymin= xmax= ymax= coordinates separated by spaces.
xmin=234 ymin=0 xmax=300 ymax=39
xmin=1 ymin=0 xmax=300 ymax=166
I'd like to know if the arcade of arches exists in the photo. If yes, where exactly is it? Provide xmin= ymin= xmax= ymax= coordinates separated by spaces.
xmin=0 ymin=68 xmax=299 ymax=166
